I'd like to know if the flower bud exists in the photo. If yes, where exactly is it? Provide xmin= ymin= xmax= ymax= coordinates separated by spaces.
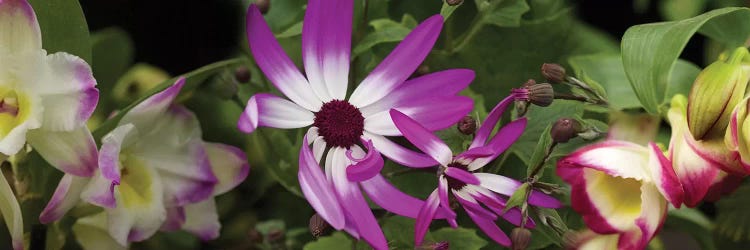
xmin=551 ymin=118 xmax=582 ymax=143
xmin=446 ymin=0 xmax=463 ymax=6
xmin=725 ymin=96 xmax=750 ymax=167
xmin=688 ymin=47 xmax=750 ymax=140
xmin=511 ymin=228 xmax=532 ymax=250
xmin=256 ymin=0 xmax=270 ymax=14
xmin=457 ymin=116 xmax=477 ymax=135
xmin=541 ymin=63 xmax=566 ymax=84
xmin=235 ymin=66 xmax=251 ymax=83
xmin=309 ymin=213 xmax=329 ymax=238
xmin=526 ymin=83 xmax=554 ymax=107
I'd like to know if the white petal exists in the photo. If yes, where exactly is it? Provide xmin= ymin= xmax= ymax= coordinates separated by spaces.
xmin=27 ymin=125 xmax=98 ymax=177
xmin=182 ymin=199 xmax=220 ymax=241
xmin=0 ymin=166 xmax=23 ymax=250
xmin=205 ymin=143 xmax=249 ymax=195
xmin=0 ymin=0 xmax=41 ymax=57
xmin=32 ymin=53 xmax=98 ymax=131
xmin=73 ymin=213 xmax=128 ymax=250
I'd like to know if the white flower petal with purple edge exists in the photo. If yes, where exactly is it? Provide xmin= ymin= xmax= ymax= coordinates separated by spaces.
xmin=301 ymin=0 xmax=352 ymax=101
xmin=0 ymin=165 xmax=23 ymax=250
xmin=363 ymin=132 xmax=438 ymax=168
xmin=414 ymin=189 xmax=440 ymax=246
xmin=33 ymin=52 xmax=98 ymax=131
xmin=238 ymin=93 xmax=315 ymax=133
xmin=27 ymin=125 xmax=98 ymax=177
xmin=364 ymin=96 xmax=473 ymax=136
xmin=73 ymin=213 xmax=128 ymax=250
xmin=205 ymin=142 xmax=249 ymax=195
xmin=182 ymin=199 xmax=221 ymax=241
xmin=40 ymin=174 xmax=89 ymax=224
xmin=298 ymin=136 xmax=346 ymax=230
xmin=389 ymin=109 xmax=452 ymax=166
xmin=345 ymin=140 xmax=384 ymax=182
xmin=0 ymin=0 xmax=41 ymax=57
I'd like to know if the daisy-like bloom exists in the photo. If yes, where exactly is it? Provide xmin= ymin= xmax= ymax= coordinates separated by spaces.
xmin=40 ymin=78 xmax=248 ymax=246
xmin=239 ymin=2 xmax=472 ymax=248
xmin=556 ymin=140 xmax=683 ymax=249
xmin=389 ymin=94 xmax=561 ymax=247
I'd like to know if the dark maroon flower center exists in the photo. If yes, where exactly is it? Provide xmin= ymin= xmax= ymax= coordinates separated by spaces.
xmin=313 ymin=100 xmax=365 ymax=148
xmin=445 ymin=162 xmax=470 ymax=191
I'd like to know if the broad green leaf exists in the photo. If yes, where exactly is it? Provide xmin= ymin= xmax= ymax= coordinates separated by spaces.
xmin=665 ymin=208 xmax=716 ymax=250
xmin=381 ymin=216 xmax=487 ymax=249
xmin=431 ymin=227 xmax=488 ymax=250
xmin=482 ymin=0 xmax=530 ymax=27
xmin=569 ymin=54 xmax=701 ymax=110
xmin=303 ymin=232 xmax=353 ymax=250
xmin=621 ymin=7 xmax=750 ymax=114
xmin=92 ymin=58 xmax=246 ymax=141
xmin=526 ymin=125 xmax=552 ymax=176
xmin=510 ymin=100 xmax=585 ymax=164
xmin=352 ymin=15 xmax=417 ymax=57
xmin=28 ymin=0 xmax=91 ymax=63
xmin=440 ymin=1 xmax=463 ymax=20
xmin=276 ymin=21 xmax=303 ymax=38
xmin=91 ymin=28 xmax=135 ymax=90
xmin=715 ymin=182 xmax=750 ymax=242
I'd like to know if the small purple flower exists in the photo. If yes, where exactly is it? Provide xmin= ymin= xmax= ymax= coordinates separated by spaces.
xmin=389 ymin=94 xmax=561 ymax=247
xmin=239 ymin=1 xmax=473 ymax=249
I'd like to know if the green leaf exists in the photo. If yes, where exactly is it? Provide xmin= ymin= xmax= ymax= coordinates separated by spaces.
xmin=381 ymin=216 xmax=487 ymax=249
xmin=28 ymin=0 xmax=92 ymax=63
xmin=91 ymin=27 xmax=135 ymax=89
xmin=504 ymin=182 xmax=530 ymax=213
xmin=659 ymin=0 xmax=708 ymax=21
xmin=92 ymin=58 xmax=246 ymax=141
xmin=526 ymin=125 xmax=552 ymax=176
xmin=482 ymin=0 xmax=530 ymax=27
xmin=431 ymin=227 xmax=488 ymax=250
xmin=621 ymin=7 xmax=750 ymax=114
xmin=304 ymin=232 xmax=354 ymax=250
xmin=666 ymin=208 xmax=716 ymax=250
xmin=569 ymin=54 xmax=701 ymax=110
xmin=510 ymin=100 xmax=585 ymax=164
xmin=440 ymin=1 xmax=463 ymax=20
xmin=715 ymin=182 xmax=750 ymax=242
xmin=352 ymin=15 xmax=417 ymax=57
xmin=276 ymin=21 xmax=303 ymax=38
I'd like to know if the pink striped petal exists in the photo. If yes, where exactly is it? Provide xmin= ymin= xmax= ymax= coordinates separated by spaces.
xmin=363 ymin=132 xmax=438 ymax=168
xmin=40 ymin=174 xmax=89 ymax=224
xmin=647 ymin=142 xmax=684 ymax=207
xmin=444 ymin=167 xmax=479 ymax=185
xmin=246 ymin=5 xmax=321 ymax=111
xmin=414 ymin=189 xmax=440 ymax=246
xmin=299 ymin=137 xmax=346 ymax=230
xmin=345 ymin=140 xmax=384 ymax=182
xmin=237 ymin=93 xmax=314 ymax=133
xmin=360 ymin=174 xmax=448 ymax=219
xmin=470 ymin=94 xmax=517 ymax=149
xmin=389 ymin=109 xmax=452 ymax=166
xmin=349 ymin=15 xmax=444 ymax=107
xmin=0 ymin=0 xmax=41 ymax=57
xmin=364 ymin=96 xmax=473 ymax=136
xmin=330 ymin=149 xmax=387 ymax=250
xmin=301 ymin=0 xmax=352 ymax=101
xmin=359 ymin=69 xmax=475 ymax=116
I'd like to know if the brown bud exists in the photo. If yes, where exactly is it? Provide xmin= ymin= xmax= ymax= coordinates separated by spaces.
xmin=511 ymin=228 xmax=532 ymax=250
xmin=525 ymin=83 xmax=554 ymax=107
xmin=235 ymin=66 xmax=251 ymax=83
xmin=256 ymin=0 xmax=270 ymax=14
xmin=541 ymin=63 xmax=567 ymax=84
xmin=446 ymin=0 xmax=463 ymax=6
xmin=457 ymin=116 xmax=477 ymax=135
xmin=551 ymin=118 xmax=582 ymax=143
xmin=309 ymin=213 xmax=329 ymax=238
xmin=521 ymin=79 xmax=536 ymax=88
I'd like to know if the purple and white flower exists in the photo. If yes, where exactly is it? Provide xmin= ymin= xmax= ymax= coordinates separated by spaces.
xmin=239 ymin=1 xmax=473 ymax=249
xmin=389 ymin=94 xmax=561 ymax=247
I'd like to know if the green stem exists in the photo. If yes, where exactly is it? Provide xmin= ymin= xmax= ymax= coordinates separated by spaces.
xmin=527 ymin=142 xmax=557 ymax=180
xmin=451 ymin=0 xmax=500 ymax=52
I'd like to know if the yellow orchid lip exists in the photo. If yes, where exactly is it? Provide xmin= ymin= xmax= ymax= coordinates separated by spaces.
xmin=0 ymin=89 xmax=30 ymax=139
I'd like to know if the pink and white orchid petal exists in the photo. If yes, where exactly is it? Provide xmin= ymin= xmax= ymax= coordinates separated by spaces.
xmin=668 ymin=97 xmax=723 ymax=206
xmin=107 ymin=160 xmax=166 ymax=246
xmin=616 ymin=184 xmax=667 ymax=250
xmin=80 ymin=170 xmax=117 ymax=209
xmin=0 ymin=92 xmax=42 ymax=155
xmin=182 ymin=199 xmax=221 ymax=241
xmin=120 ymin=78 xmax=185 ymax=130
xmin=364 ymin=96 xmax=473 ymax=136
xmin=204 ymin=143 xmax=249 ymax=195
xmin=345 ymin=140 xmax=384 ymax=182
xmin=246 ymin=5 xmax=321 ymax=111
xmin=349 ymin=15 xmax=444 ymax=107
xmin=557 ymin=140 xmax=652 ymax=181
xmin=0 ymin=0 xmax=41 ymax=57
xmin=33 ymin=53 xmax=98 ymax=131
xmin=455 ymin=193 xmax=511 ymax=246
xmin=299 ymin=137 xmax=346 ymax=230
xmin=330 ymin=149 xmax=387 ymax=250
xmin=704 ymin=171 xmax=743 ymax=202
xmin=360 ymin=174 xmax=452 ymax=219
xmin=474 ymin=173 xmax=561 ymax=208
xmin=72 ymin=213 xmax=128 ymax=250
xmin=467 ymin=118 xmax=528 ymax=171
xmin=414 ymin=189 xmax=440 ymax=246
xmin=557 ymin=163 xmax=646 ymax=234
xmin=359 ymin=69 xmax=474 ymax=116
xmin=573 ymin=230 xmax=620 ymax=250
xmin=301 ymin=0 xmax=352 ymax=101
xmin=647 ymin=142 xmax=684 ymax=207
xmin=128 ymin=106 xmax=217 ymax=206
xmin=40 ymin=174 xmax=89 ymax=224
xmin=0 ymin=166 xmax=23 ymax=250
xmin=98 ymin=124 xmax=136 ymax=185
xmin=470 ymin=94 xmax=516 ymax=149
xmin=362 ymin=132 xmax=438 ymax=168
xmin=389 ymin=109 xmax=452 ymax=166
xmin=160 ymin=206 xmax=185 ymax=232
xmin=444 ymin=167 xmax=480 ymax=185
xmin=27 ymin=125 xmax=97 ymax=177
xmin=238 ymin=93 xmax=314 ymax=133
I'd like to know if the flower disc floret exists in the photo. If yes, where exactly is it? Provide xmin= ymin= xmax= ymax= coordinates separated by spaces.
xmin=313 ymin=100 xmax=364 ymax=148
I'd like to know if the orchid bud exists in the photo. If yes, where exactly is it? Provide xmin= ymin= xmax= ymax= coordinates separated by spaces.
xmin=688 ymin=47 xmax=750 ymax=140
xmin=725 ymin=96 xmax=750 ymax=167
xmin=511 ymin=227 xmax=532 ymax=250
xmin=551 ymin=118 xmax=582 ymax=143
xmin=309 ymin=213 xmax=329 ymax=238
xmin=541 ymin=63 xmax=566 ymax=84
xmin=457 ymin=116 xmax=477 ymax=135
